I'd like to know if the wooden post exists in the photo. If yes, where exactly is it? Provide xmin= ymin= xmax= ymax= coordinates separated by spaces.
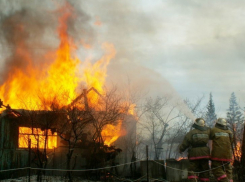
xmin=28 ymin=139 xmax=31 ymax=182
xmin=83 ymin=89 xmax=89 ymax=111
xmin=146 ymin=145 xmax=149 ymax=182
xmin=53 ymin=147 xmax=55 ymax=176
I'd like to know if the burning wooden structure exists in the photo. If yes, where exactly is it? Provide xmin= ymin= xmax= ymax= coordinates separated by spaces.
xmin=0 ymin=87 xmax=137 ymax=180
xmin=0 ymin=3 xmax=138 ymax=180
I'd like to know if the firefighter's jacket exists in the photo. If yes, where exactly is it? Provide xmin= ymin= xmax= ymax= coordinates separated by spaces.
xmin=210 ymin=124 xmax=233 ymax=162
xmin=179 ymin=124 xmax=210 ymax=160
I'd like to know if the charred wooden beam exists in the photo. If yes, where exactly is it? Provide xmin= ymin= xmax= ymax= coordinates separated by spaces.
xmin=69 ymin=87 xmax=102 ymax=110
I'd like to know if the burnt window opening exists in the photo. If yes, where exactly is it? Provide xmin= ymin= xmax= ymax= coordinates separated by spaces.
xmin=18 ymin=127 xmax=57 ymax=149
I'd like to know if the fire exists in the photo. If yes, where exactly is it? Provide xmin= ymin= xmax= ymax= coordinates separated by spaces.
xmin=83 ymin=42 xmax=116 ymax=105
xmin=234 ymin=141 xmax=241 ymax=161
xmin=128 ymin=103 xmax=136 ymax=115
xmin=0 ymin=2 xmax=129 ymax=148
xmin=19 ymin=127 xmax=57 ymax=149
xmin=42 ymin=3 xmax=79 ymax=107
xmin=102 ymin=120 xmax=125 ymax=146
xmin=0 ymin=3 xmax=80 ymax=110
xmin=232 ymin=125 xmax=242 ymax=162
xmin=177 ymin=156 xmax=187 ymax=161
xmin=0 ymin=3 xmax=114 ymax=110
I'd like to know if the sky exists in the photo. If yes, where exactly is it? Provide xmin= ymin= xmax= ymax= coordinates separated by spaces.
xmin=86 ymin=0 xmax=245 ymax=117
xmin=0 ymin=0 xmax=245 ymax=118
xmin=80 ymin=0 xmax=245 ymax=117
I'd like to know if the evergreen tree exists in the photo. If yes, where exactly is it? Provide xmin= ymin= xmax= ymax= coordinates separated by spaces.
xmin=226 ymin=92 xmax=244 ymax=164
xmin=227 ymin=92 xmax=244 ymax=125
xmin=205 ymin=93 xmax=217 ymax=127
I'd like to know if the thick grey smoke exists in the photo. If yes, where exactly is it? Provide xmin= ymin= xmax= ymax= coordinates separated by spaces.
xmin=107 ymin=61 xmax=196 ymax=121
xmin=0 ymin=0 xmax=196 ymax=120
xmin=0 ymin=0 xmax=93 ymax=84
xmin=80 ymin=0 xmax=245 ymax=118
xmin=81 ymin=0 xmax=196 ymax=119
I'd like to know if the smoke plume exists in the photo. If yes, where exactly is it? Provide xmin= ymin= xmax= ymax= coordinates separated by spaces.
xmin=0 ymin=0 xmax=195 ymax=120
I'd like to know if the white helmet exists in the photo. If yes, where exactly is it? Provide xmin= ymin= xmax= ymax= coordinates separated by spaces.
xmin=194 ymin=118 xmax=205 ymax=127
xmin=216 ymin=118 xmax=227 ymax=126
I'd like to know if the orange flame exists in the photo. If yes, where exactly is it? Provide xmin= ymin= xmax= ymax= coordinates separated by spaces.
xmin=0 ymin=2 xmax=127 ymax=147
xmin=83 ymin=42 xmax=116 ymax=105
xmin=101 ymin=120 xmax=126 ymax=146
xmin=127 ymin=103 xmax=136 ymax=115
xmin=0 ymin=3 xmax=115 ymax=110
xmin=19 ymin=127 xmax=57 ymax=149
xmin=232 ymin=125 xmax=241 ymax=162
xmin=177 ymin=156 xmax=187 ymax=161
xmin=234 ymin=141 xmax=241 ymax=161
xmin=42 ymin=3 xmax=79 ymax=106
xmin=0 ymin=3 xmax=80 ymax=109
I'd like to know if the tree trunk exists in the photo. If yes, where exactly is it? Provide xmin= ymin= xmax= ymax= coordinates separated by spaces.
xmin=66 ymin=150 xmax=73 ymax=182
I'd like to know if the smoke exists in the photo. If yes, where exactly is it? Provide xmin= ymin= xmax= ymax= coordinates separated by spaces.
xmin=0 ymin=0 xmax=196 ymax=120
xmin=82 ymin=0 xmax=196 ymax=120
xmin=0 ymin=0 xmax=93 ymax=84
xmin=107 ymin=61 xmax=196 ymax=121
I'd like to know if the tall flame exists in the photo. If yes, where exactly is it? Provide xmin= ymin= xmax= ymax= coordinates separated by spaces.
xmin=40 ymin=3 xmax=80 ymax=107
xmin=83 ymin=43 xmax=116 ymax=105
xmin=0 ymin=2 xmax=127 ymax=147
xmin=0 ymin=3 xmax=115 ymax=110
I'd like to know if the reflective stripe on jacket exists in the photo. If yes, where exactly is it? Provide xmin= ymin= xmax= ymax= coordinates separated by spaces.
xmin=179 ymin=125 xmax=211 ymax=160
xmin=210 ymin=125 xmax=233 ymax=161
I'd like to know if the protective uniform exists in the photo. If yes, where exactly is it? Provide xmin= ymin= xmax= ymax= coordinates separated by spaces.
xmin=210 ymin=118 xmax=233 ymax=182
xmin=179 ymin=118 xmax=211 ymax=182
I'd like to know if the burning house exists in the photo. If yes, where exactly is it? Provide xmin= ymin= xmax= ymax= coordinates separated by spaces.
xmin=0 ymin=87 xmax=137 ymax=180
xmin=0 ymin=2 xmax=138 ymax=180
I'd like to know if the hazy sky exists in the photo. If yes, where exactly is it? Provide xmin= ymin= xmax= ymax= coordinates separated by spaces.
xmin=0 ymin=0 xmax=245 ymax=118
xmin=82 ymin=0 xmax=245 ymax=117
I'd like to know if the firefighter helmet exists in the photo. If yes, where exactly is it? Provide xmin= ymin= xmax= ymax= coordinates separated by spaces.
xmin=194 ymin=118 xmax=205 ymax=127
xmin=216 ymin=118 xmax=227 ymax=126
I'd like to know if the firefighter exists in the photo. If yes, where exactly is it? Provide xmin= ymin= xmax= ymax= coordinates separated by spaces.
xmin=179 ymin=118 xmax=211 ymax=182
xmin=210 ymin=118 xmax=233 ymax=182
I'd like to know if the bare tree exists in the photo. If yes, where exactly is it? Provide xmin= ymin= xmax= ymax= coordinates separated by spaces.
xmin=70 ymin=87 xmax=130 ymax=180
xmin=139 ymin=96 xmax=180 ymax=160
xmin=53 ymin=87 xmax=131 ymax=180
xmin=56 ymin=104 xmax=92 ymax=182
xmin=166 ymin=96 xmax=205 ymax=159
xmin=137 ymin=95 xmax=206 ymax=160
